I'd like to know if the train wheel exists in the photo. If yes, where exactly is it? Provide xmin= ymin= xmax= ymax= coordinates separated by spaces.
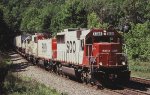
xmin=52 ymin=62 xmax=57 ymax=73
xmin=80 ymin=72 xmax=85 ymax=83
xmin=44 ymin=60 xmax=49 ymax=71
xmin=56 ymin=64 xmax=62 ymax=75
xmin=84 ymin=72 xmax=91 ymax=84
xmin=48 ymin=65 xmax=52 ymax=72
xmin=80 ymin=70 xmax=92 ymax=84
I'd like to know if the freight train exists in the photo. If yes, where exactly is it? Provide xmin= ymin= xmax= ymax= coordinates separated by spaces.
xmin=14 ymin=27 xmax=130 ymax=87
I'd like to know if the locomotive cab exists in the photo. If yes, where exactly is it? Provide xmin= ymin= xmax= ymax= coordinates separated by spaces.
xmin=92 ymin=32 xmax=126 ymax=67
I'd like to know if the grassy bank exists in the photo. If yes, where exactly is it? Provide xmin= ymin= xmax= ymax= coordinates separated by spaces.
xmin=3 ymin=73 xmax=60 ymax=95
xmin=0 ymin=52 xmax=61 ymax=95
xmin=129 ymin=60 xmax=150 ymax=79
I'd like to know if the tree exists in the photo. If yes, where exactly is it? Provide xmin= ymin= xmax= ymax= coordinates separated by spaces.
xmin=125 ymin=21 xmax=150 ymax=61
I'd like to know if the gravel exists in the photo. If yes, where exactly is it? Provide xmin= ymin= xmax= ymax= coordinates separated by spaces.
xmin=9 ymin=51 xmax=119 ymax=95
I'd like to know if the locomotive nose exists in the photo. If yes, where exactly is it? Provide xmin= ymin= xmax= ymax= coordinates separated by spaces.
xmin=93 ymin=43 xmax=124 ymax=66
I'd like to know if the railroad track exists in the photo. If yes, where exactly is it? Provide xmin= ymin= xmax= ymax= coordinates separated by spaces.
xmin=110 ymin=86 xmax=150 ymax=95
xmin=107 ymin=77 xmax=150 ymax=95
xmin=131 ymin=77 xmax=150 ymax=85
xmin=80 ymin=81 xmax=150 ymax=95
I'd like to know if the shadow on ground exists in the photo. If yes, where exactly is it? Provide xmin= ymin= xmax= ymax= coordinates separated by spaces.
xmin=0 ymin=51 xmax=33 ymax=94
xmin=124 ymin=80 xmax=150 ymax=92
xmin=9 ymin=51 xmax=33 ymax=72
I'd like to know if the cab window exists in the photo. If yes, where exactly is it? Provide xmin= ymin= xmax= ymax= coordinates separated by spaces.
xmin=94 ymin=36 xmax=114 ymax=43
xmin=57 ymin=35 xmax=65 ymax=43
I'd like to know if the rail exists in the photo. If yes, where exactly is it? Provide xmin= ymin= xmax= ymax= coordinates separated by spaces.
xmin=131 ymin=77 xmax=150 ymax=85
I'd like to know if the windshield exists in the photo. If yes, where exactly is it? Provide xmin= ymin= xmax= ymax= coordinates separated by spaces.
xmin=94 ymin=36 xmax=114 ymax=43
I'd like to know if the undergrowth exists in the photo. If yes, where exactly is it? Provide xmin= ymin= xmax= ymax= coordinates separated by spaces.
xmin=3 ymin=73 xmax=60 ymax=95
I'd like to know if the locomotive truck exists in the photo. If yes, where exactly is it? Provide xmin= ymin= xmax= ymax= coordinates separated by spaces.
xmin=14 ymin=27 xmax=130 ymax=86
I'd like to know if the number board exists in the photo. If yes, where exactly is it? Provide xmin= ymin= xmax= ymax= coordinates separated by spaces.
xmin=93 ymin=32 xmax=114 ymax=36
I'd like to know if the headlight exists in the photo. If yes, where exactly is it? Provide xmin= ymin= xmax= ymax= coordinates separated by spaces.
xmin=99 ymin=62 xmax=102 ymax=65
xmin=122 ymin=61 xmax=126 ymax=65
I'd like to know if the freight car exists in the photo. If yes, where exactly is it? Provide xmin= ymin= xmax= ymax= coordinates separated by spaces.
xmin=14 ymin=27 xmax=130 ymax=86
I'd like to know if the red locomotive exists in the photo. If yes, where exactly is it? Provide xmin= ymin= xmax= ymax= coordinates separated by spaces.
xmin=14 ymin=27 xmax=130 ymax=86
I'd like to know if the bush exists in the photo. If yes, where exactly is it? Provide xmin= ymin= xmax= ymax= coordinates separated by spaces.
xmin=125 ymin=21 xmax=150 ymax=61
xmin=0 ymin=55 xmax=10 ymax=94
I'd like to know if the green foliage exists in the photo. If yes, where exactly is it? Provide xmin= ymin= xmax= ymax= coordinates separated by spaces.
xmin=63 ymin=0 xmax=87 ymax=28
xmin=145 ymin=1 xmax=150 ymax=20
xmin=125 ymin=22 xmax=150 ymax=61
xmin=87 ymin=12 xmax=101 ymax=28
xmin=122 ymin=0 xmax=148 ymax=23
xmin=21 ymin=7 xmax=42 ymax=32
xmin=85 ymin=0 xmax=124 ymax=26
xmin=1 ymin=0 xmax=88 ymax=33
xmin=49 ymin=0 xmax=88 ymax=34
xmin=87 ymin=12 xmax=108 ymax=29
xmin=1 ymin=0 xmax=149 ymax=32
xmin=0 ymin=54 xmax=10 ymax=69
